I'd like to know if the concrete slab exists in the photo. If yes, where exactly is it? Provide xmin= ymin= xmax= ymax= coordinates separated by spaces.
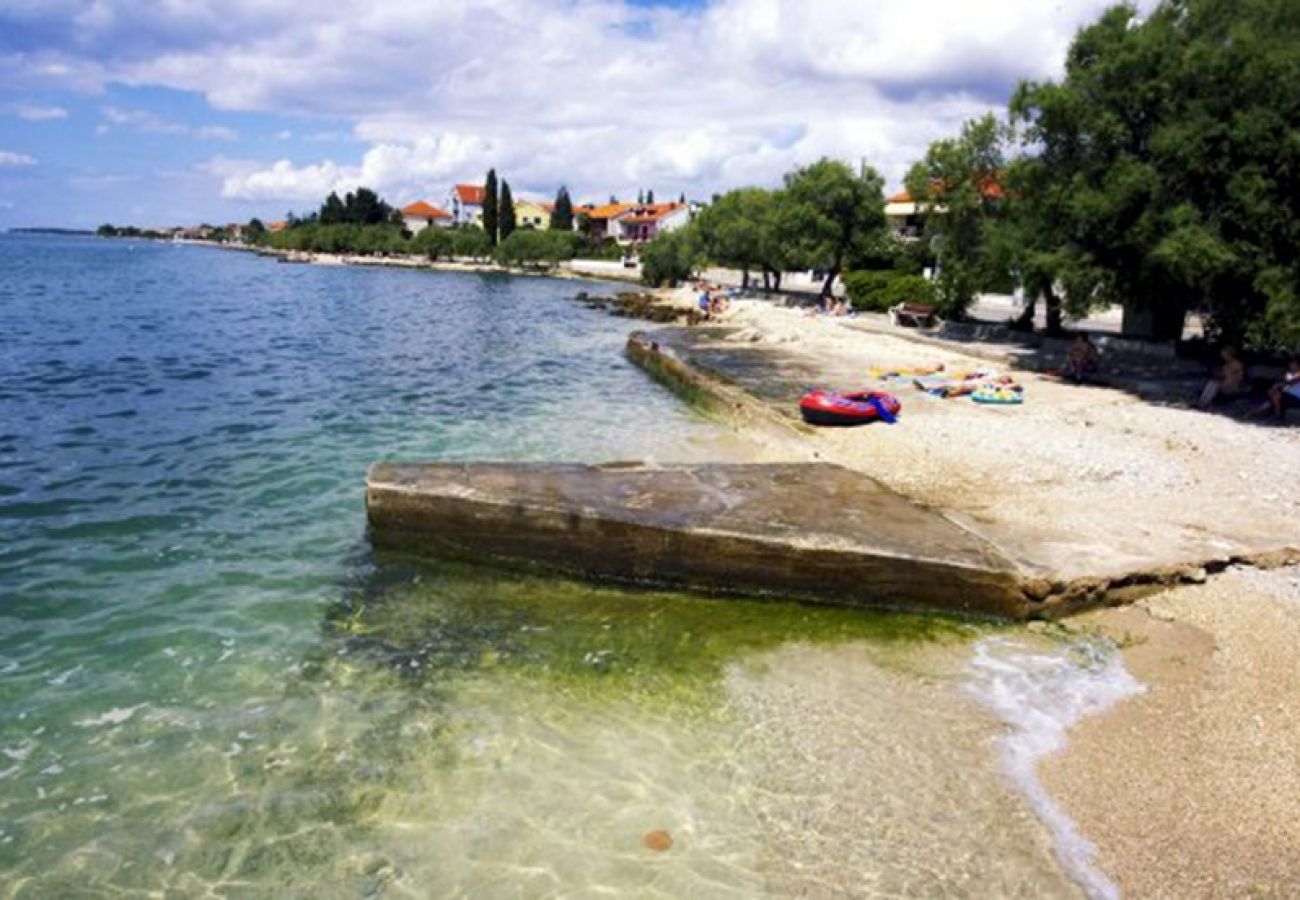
xmin=367 ymin=460 xmax=1043 ymax=619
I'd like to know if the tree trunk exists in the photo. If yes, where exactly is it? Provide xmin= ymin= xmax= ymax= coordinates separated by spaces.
xmin=1044 ymin=289 xmax=1064 ymax=335
xmin=742 ymin=267 xmax=750 ymax=289
xmin=1013 ymin=289 xmax=1037 ymax=332
xmin=820 ymin=266 xmax=840 ymax=301
xmin=762 ymin=269 xmax=771 ymax=292
xmin=773 ymin=271 xmax=782 ymax=292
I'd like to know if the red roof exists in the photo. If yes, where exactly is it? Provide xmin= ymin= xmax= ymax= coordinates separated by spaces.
xmin=890 ymin=175 xmax=1003 ymax=204
xmin=402 ymin=200 xmax=451 ymax=219
xmin=453 ymin=184 xmax=485 ymax=205
xmin=585 ymin=202 xmax=635 ymax=220
xmin=620 ymin=202 xmax=686 ymax=225
xmin=887 ymin=189 xmax=913 ymax=204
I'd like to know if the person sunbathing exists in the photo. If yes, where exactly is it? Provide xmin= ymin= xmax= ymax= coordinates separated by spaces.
xmin=915 ymin=374 xmax=1017 ymax=399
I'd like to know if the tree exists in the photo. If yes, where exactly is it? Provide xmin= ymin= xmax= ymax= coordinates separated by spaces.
xmin=320 ymin=191 xmax=346 ymax=224
xmin=1010 ymin=0 xmax=1300 ymax=345
xmin=451 ymin=226 xmax=492 ymax=260
xmin=637 ymin=189 xmax=645 ymax=204
xmin=646 ymin=189 xmax=655 ymax=204
xmin=550 ymin=186 xmax=574 ymax=231
xmin=695 ymin=188 xmax=778 ymax=289
xmin=641 ymin=228 xmax=700 ymax=287
xmin=496 ymin=229 xmax=581 ymax=267
xmin=482 ymin=169 xmax=499 ymax=245
xmin=499 ymin=180 xmax=517 ymax=241
xmin=779 ymin=159 xmax=887 ymax=299
xmin=412 ymin=226 xmax=454 ymax=260
xmin=904 ymin=114 xmax=1008 ymax=318
xmin=679 ymin=192 xmax=686 ymax=204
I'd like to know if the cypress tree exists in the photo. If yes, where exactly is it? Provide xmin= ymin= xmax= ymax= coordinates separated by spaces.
xmin=499 ymin=180 xmax=517 ymax=241
xmin=482 ymin=169 xmax=499 ymax=244
xmin=646 ymin=189 xmax=655 ymax=204
xmin=637 ymin=189 xmax=645 ymax=204
xmin=679 ymin=191 xmax=686 ymax=204
xmin=551 ymin=186 xmax=574 ymax=231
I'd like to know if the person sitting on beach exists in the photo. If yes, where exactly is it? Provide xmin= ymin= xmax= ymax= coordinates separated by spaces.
xmin=1197 ymin=347 xmax=1247 ymax=408
xmin=1061 ymin=334 xmax=1100 ymax=383
xmin=1249 ymin=356 xmax=1300 ymax=419
xmin=916 ymin=374 xmax=1017 ymax=399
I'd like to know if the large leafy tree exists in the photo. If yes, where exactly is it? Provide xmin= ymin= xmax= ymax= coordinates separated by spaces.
xmin=905 ymin=114 xmax=1007 ymax=318
xmin=499 ymin=180 xmax=517 ymax=241
xmin=1011 ymin=0 xmax=1300 ymax=345
xmin=482 ymin=169 xmax=499 ymax=245
xmin=694 ymin=188 xmax=776 ymax=288
xmin=550 ymin=186 xmax=574 ymax=231
xmin=778 ymin=159 xmax=887 ymax=299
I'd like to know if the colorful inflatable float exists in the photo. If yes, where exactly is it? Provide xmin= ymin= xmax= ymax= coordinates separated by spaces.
xmin=799 ymin=390 xmax=901 ymax=426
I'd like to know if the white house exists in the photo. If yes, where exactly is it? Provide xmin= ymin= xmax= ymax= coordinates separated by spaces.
xmin=446 ymin=184 xmax=485 ymax=227
xmin=401 ymin=201 xmax=453 ymax=234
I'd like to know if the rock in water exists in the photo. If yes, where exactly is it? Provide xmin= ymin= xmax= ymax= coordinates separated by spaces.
xmin=643 ymin=829 xmax=673 ymax=852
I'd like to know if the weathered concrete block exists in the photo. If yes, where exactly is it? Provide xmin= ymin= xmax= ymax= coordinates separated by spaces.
xmin=366 ymin=461 xmax=1038 ymax=618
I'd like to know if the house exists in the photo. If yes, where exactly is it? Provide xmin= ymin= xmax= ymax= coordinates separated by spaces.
xmin=884 ymin=190 xmax=925 ymax=241
xmin=580 ymin=202 xmax=634 ymax=242
xmin=401 ymin=200 xmax=453 ymax=234
xmin=513 ymin=200 xmax=549 ymax=230
xmin=885 ymin=176 xmax=1004 ymax=241
xmin=268 ymin=220 xmax=288 ymax=233
xmin=446 ymin=184 xmax=485 ymax=227
xmin=616 ymin=202 xmax=691 ymax=244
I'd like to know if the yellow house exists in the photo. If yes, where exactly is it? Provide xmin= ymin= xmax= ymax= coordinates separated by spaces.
xmin=513 ymin=200 xmax=550 ymax=230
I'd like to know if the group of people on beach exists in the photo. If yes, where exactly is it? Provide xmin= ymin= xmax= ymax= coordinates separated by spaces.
xmin=693 ymin=280 xmax=731 ymax=320
xmin=1197 ymin=348 xmax=1300 ymax=419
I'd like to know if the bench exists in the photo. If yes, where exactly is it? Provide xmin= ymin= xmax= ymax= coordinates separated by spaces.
xmin=890 ymin=302 xmax=938 ymax=328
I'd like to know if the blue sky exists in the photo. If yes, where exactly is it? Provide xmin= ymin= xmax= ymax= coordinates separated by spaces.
xmin=0 ymin=0 xmax=1138 ymax=229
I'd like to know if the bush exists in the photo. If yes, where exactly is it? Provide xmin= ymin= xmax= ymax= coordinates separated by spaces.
xmin=495 ymin=229 xmax=582 ymax=266
xmin=411 ymin=226 xmax=455 ymax=260
xmin=450 ymin=227 xmax=492 ymax=260
xmin=843 ymin=270 xmax=937 ymax=312
xmin=574 ymin=240 xmax=625 ymax=262
xmin=640 ymin=229 xmax=699 ymax=287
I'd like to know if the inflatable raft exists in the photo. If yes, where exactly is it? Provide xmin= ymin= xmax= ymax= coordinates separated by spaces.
xmin=799 ymin=390 xmax=901 ymax=426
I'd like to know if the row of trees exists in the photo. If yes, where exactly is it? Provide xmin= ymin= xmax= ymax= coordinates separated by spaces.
xmin=640 ymin=0 xmax=1299 ymax=348
xmin=641 ymin=158 xmax=893 ymax=297
xmin=905 ymin=0 xmax=1299 ymax=347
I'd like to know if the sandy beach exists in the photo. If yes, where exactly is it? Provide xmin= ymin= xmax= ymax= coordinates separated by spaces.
xmin=647 ymin=287 xmax=1300 ymax=895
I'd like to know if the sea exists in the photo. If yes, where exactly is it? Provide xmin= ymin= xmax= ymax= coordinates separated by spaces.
xmin=0 ymin=233 xmax=1137 ymax=898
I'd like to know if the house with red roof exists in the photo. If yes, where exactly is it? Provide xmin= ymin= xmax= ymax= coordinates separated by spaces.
xmin=446 ymin=184 xmax=486 ymax=227
xmin=616 ymin=202 xmax=691 ymax=244
xmin=401 ymin=200 xmax=453 ymax=234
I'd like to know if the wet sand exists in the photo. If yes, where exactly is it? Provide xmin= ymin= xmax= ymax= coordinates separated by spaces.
xmin=1045 ymin=566 xmax=1300 ymax=897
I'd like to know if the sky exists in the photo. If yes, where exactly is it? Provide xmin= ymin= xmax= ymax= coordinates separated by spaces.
xmin=0 ymin=0 xmax=1145 ymax=229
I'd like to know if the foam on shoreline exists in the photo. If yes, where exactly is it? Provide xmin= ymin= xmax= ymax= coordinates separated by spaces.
xmin=966 ymin=637 xmax=1143 ymax=900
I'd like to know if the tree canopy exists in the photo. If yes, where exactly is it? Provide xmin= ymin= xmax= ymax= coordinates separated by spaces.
xmin=779 ymin=159 xmax=887 ymax=298
xmin=1010 ymin=0 xmax=1300 ymax=345
xmin=499 ymin=180 xmax=517 ymax=241
xmin=550 ymin=187 xmax=574 ymax=231
xmin=482 ymin=169 xmax=499 ymax=245
xmin=317 ymin=187 xmax=394 ymax=226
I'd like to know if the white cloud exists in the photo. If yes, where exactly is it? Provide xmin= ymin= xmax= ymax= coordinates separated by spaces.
xmin=2 ymin=0 xmax=1157 ymax=207
xmin=0 ymin=151 xmax=37 ymax=167
xmin=8 ymin=103 xmax=69 ymax=121
xmin=100 ymin=106 xmax=237 ymax=140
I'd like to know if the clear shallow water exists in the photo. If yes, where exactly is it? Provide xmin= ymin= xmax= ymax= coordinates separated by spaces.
xmin=0 ymin=235 xmax=1120 ymax=897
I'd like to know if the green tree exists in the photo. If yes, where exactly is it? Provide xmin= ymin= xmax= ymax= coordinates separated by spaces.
xmin=904 ymin=114 xmax=1007 ymax=318
xmin=412 ymin=226 xmax=454 ymax=260
xmin=550 ymin=186 xmax=574 ymax=231
xmin=496 ymin=229 xmax=580 ymax=266
xmin=695 ymin=188 xmax=777 ymax=289
xmin=482 ymin=169 xmax=499 ymax=245
xmin=499 ymin=180 xmax=517 ymax=241
xmin=1010 ymin=0 xmax=1300 ymax=345
xmin=640 ymin=227 xmax=700 ymax=287
xmin=451 ymin=226 xmax=492 ymax=260
xmin=646 ymin=189 xmax=655 ymax=204
xmin=779 ymin=159 xmax=887 ymax=299
xmin=320 ymin=192 xmax=345 ymax=224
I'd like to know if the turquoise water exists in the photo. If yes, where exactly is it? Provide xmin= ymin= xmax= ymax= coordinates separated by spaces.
xmin=0 ymin=235 xmax=1105 ymax=897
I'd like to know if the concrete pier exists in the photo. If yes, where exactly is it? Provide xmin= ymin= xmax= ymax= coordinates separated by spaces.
xmin=366 ymin=461 xmax=1045 ymax=618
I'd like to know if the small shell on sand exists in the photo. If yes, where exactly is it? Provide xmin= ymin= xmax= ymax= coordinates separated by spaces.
xmin=643 ymin=829 xmax=673 ymax=852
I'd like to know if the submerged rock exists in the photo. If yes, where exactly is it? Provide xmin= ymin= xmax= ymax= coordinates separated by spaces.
xmin=643 ymin=829 xmax=673 ymax=852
